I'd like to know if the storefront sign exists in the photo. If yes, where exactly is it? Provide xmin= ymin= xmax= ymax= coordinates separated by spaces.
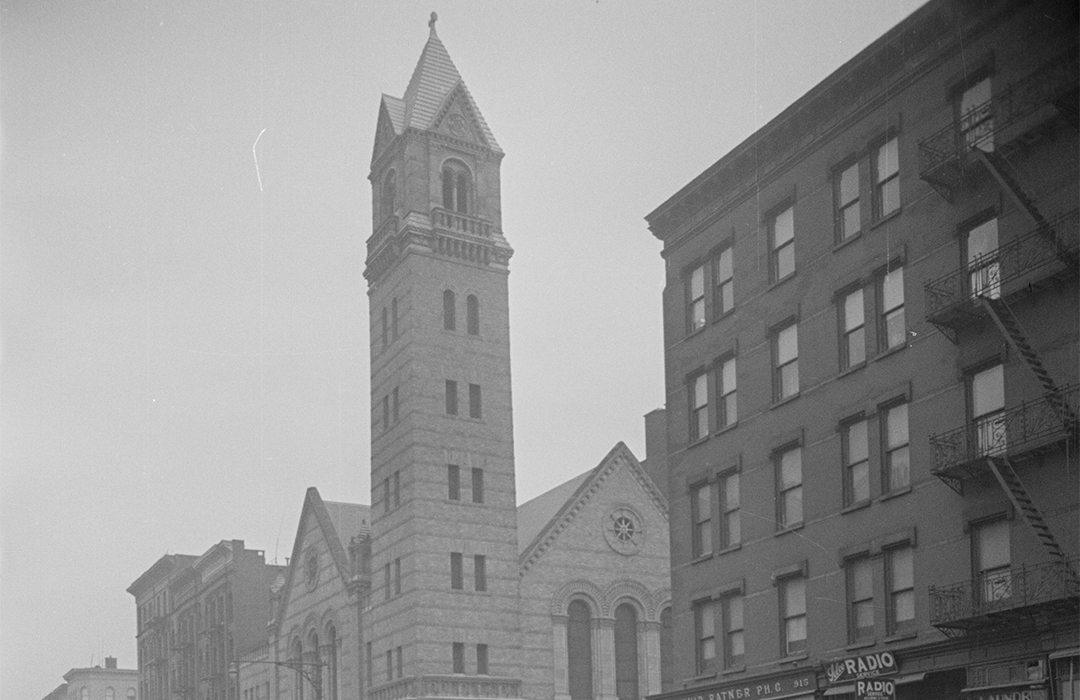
xmin=647 ymin=670 xmax=817 ymax=700
xmin=825 ymin=651 xmax=898 ymax=684
xmin=968 ymin=688 xmax=1047 ymax=700
xmin=855 ymin=678 xmax=895 ymax=700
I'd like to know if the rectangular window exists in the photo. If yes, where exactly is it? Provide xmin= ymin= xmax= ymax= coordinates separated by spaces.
xmin=688 ymin=264 xmax=706 ymax=333
xmin=967 ymin=217 xmax=1001 ymax=299
xmin=469 ymin=383 xmax=482 ymax=419
xmin=880 ymin=266 xmax=905 ymax=351
xmin=886 ymin=546 xmax=915 ymax=634
xmin=392 ymin=386 xmax=400 ymax=424
xmin=714 ymin=247 xmax=734 ymax=317
xmin=776 ymin=447 xmax=803 ymax=529
xmin=382 ymin=395 xmax=390 ymax=432
xmin=448 ymin=465 xmax=461 ymax=500
xmin=391 ymin=297 xmax=399 ymax=341
xmin=843 ymin=418 xmax=870 ymax=506
xmin=452 ymin=642 xmax=465 ymax=674
xmin=972 ymin=364 xmax=1006 ymax=456
xmin=383 ymin=477 xmax=390 ymax=514
xmin=719 ymin=357 xmax=737 ymax=429
xmin=472 ymin=467 xmax=484 ymax=504
xmin=691 ymin=482 xmax=712 ymax=558
xmin=393 ymin=470 xmax=401 ymax=508
xmin=771 ymin=206 xmax=795 ymax=280
xmin=960 ymin=77 xmax=993 ymax=151
xmin=445 ymin=380 xmax=458 ymax=416
xmin=474 ymin=555 xmax=487 ymax=592
xmin=476 ymin=644 xmax=489 ymax=675
xmin=694 ymin=599 xmax=716 ymax=673
xmin=847 ymin=557 xmax=874 ymax=642
xmin=883 ymin=402 xmax=910 ymax=492
xmin=381 ymin=308 xmax=389 ymax=350
xmin=780 ymin=577 xmax=807 ymax=656
xmin=874 ymin=137 xmax=900 ymax=218
xmin=722 ymin=594 xmax=744 ymax=669
xmin=841 ymin=289 xmax=866 ymax=370
xmin=720 ymin=472 xmax=740 ymax=549
xmin=689 ymin=372 xmax=710 ymax=441
xmin=394 ymin=557 xmax=401 ymax=595
xmin=836 ymin=162 xmax=861 ymax=241
xmin=384 ymin=562 xmax=391 ymax=601
xmin=774 ymin=323 xmax=799 ymax=401
xmin=974 ymin=518 xmax=1011 ymax=603
xmin=386 ymin=650 xmax=392 ymax=681
xmin=450 ymin=552 xmax=463 ymax=590
xmin=394 ymin=646 xmax=402 ymax=678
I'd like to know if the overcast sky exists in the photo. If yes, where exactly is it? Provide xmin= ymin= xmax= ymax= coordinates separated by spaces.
xmin=2 ymin=1 xmax=927 ymax=697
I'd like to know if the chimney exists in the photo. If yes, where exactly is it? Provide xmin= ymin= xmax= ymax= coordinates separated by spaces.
xmin=642 ymin=408 xmax=668 ymax=500
xmin=105 ymin=657 xmax=117 ymax=669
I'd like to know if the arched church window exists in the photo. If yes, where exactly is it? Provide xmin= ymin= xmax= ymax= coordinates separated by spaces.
xmin=660 ymin=606 xmax=674 ymax=692
xmin=382 ymin=170 xmax=396 ymax=221
xmin=325 ymin=625 xmax=338 ymax=700
xmin=291 ymin=637 xmax=304 ymax=700
xmin=444 ymin=290 xmax=456 ymax=331
xmin=567 ymin=600 xmax=593 ymax=699
xmin=442 ymin=162 xmax=471 ymax=214
xmin=614 ymin=603 xmax=639 ymax=700
xmin=466 ymin=295 xmax=479 ymax=336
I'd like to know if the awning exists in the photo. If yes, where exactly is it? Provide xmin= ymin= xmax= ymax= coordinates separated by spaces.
xmin=961 ymin=681 xmax=1047 ymax=693
xmin=823 ymin=673 xmax=926 ymax=696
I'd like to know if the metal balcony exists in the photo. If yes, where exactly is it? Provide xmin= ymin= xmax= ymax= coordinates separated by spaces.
xmin=929 ymin=384 xmax=1080 ymax=482
xmin=918 ymin=53 xmax=1079 ymax=200
xmin=929 ymin=558 xmax=1079 ymax=636
xmin=924 ymin=209 xmax=1079 ymax=334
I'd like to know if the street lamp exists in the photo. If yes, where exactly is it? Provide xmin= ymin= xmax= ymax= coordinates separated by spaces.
xmin=230 ymin=659 xmax=326 ymax=700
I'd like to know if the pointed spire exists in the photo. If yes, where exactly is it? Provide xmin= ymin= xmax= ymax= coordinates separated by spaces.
xmin=429 ymin=11 xmax=438 ymax=37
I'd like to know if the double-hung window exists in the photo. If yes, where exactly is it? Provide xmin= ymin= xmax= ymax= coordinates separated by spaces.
xmin=446 ymin=380 xmax=459 ymax=416
xmin=960 ymin=77 xmax=994 ymax=151
xmin=469 ymin=383 xmax=482 ymax=419
xmin=474 ymin=555 xmax=487 ymax=592
xmin=847 ymin=557 xmax=874 ymax=642
xmin=471 ymin=467 xmax=484 ymax=504
xmin=972 ymin=364 xmax=1006 ymax=456
xmin=713 ymin=247 xmax=734 ymax=316
xmin=880 ymin=267 xmax=905 ymax=351
xmin=452 ymin=642 xmax=465 ymax=674
xmin=974 ymin=518 xmax=1011 ymax=603
xmin=770 ymin=206 xmax=795 ymax=281
xmin=688 ymin=265 xmax=706 ymax=334
xmin=694 ymin=599 xmax=716 ymax=673
xmin=691 ymin=482 xmax=712 ymax=558
xmin=722 ymin=594 xmax=744 ymax=669
xmin=886 ymin=546 xmax=915 ymax=633
xmin=780 ymin=577 xmax=807 ymax=656
xmin=883 ymin=402 xmax=910 ymax=492
xmin=776 ymin=446 xmax=803 ymax=529
xmin=874 ymin=137 xmax=900 ymax=218
xmin=774 ymin=323 xmax=799 ymax=401
xmin=718 ymin=357 xmax=737 ymax=429
xmin=967 ymin=217 xmax=1001 ymax=299
xmin=836 ymin=162 xmax=861 ymax=241
xmin=720 ymin=472 xmax=740 ymax=549
xmin=843 ymin=418 xmax=870 ymax=506
xmin=841 ymin=289 xmax=866 ymax=370
xmin=450 ymin=552 xmax=464 ymax=590
xmin=448 ymin=465 xmax=461 ymax=500
xmin=689 ymin=372 xmax=710 ymax=441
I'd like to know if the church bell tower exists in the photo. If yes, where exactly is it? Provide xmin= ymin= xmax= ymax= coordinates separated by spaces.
xmin=364 ymin=13 xmax=522 ymax=695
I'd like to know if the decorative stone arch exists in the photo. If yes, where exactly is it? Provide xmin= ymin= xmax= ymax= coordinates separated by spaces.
xmin=440 ymin=158 xmax=473 ymax=214
xmin=651 ymin=589 xmax=672 ymax=620
xmin=602 ymin=580 xmax=655 ymax=620
xmin=550 ymin=579 xmax=605 ymax=617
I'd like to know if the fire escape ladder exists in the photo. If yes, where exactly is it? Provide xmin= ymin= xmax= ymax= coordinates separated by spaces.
xmin=986 ymin=456 xmax=1069 ymax=566
xmin=978 ymin=296 xmax=1080 ymax=434
xmin=972 ymin=148 xmax=1080 ymax=270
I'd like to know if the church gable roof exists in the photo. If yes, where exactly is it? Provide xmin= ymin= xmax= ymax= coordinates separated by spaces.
xmin=518 ymin=442 xmax=667 ymax=572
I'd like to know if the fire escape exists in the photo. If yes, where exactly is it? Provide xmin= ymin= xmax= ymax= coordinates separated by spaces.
xmin=919 ymin=53 xmax=1080 ymax=637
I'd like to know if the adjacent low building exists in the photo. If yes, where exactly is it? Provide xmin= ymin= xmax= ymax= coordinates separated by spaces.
xmin=45 ymin=657 xmax=138 ymax=700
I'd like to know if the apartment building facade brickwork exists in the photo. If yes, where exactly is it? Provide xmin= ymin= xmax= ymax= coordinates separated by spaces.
xmin=645 ymin=1 xmax=1078 ymax=699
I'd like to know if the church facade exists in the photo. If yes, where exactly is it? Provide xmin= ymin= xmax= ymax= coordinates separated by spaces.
xmin=236 ymin=17 xmax=672 ymax=700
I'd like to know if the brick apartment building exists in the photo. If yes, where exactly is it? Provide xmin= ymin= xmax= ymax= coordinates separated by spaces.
xmin=645 ymin=1 xmax=1078 ymax=699
xmin=128 ymin=541 xmax=283 ymax=700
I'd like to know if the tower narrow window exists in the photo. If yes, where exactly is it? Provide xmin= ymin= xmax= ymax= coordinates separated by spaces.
xmin=444 ymin=290 xmax=456 ymax=331
xmin=476 ymin=644 xmax=489 ymax=675
xmin=614 ymin=604 xmax=639 ymax=700
xmin=471 ymin=467 xmax=484 ymax=504
xmin=474 ymin=554 xmax=487 ymax=591
xmin=469 ymin=383 xmax=482 ymax=419
xmin=382 ymin=170 xmax=396 ymax=221
xmin=450 ymin=552 xmax=463 ymax=590
xmin=442 ymin=163 xmax=472 ymax=214
xmin=567 ymin=600 xmax=593 ymax=699
xmin=448 ymin=465 xmax=461 ymax=500
xmin=466 ymin=295 xmax=480 ymax=335
xmin=446 ymin=380 xmax=458 ymax=416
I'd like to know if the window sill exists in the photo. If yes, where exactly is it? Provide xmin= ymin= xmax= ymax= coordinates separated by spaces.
xmin=717 ymin=543 xmax=742 ymax=556
xmin=685 ymin=325 xmax=708 ymax=341
xmin=845 ymin=639 xmax=877 ymax=651
xmin=841 ymin=500 xmax=872 ymax=515
xmin=838 ymin=361 xmax=867 ymax=378
xmin=771 ymin=392 xmax=801 ymax=410
xmin=687 ymin=435 xmax=710 ymax=450
xmin=780 ymin=652 xmax=809 ymax=664
xmin=714 ymin=308 xmax=736 ymax=324
xmin=691 ymin=671 xmax=718 ymax=683
xmin=884 ymin=630 xmax=918 ymax=643
xmin=870 ymin=207 xmax=903 ymax=230
xmin=768 ymin=272 xmax=797 ymax=292
xmin=833 ymin=231 xmax=863 ymax=252
xmin=721 ymin=664 xmax=746 ymax=675
xmin=774 ymin=523 xmax=805 ymax=537
xmin=879 ymin=486 xmax=912 ymax=502
xmin=716 ymin=421 xmax=738 ymax=436
xmin=690 ymin=553 xmax=714 ymax=565
xmin=873 ymin=342 xmax=908 ymax=362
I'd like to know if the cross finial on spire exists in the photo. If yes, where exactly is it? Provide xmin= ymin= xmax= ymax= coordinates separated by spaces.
xmin=429 ymin=12 xmax=438 ymax=35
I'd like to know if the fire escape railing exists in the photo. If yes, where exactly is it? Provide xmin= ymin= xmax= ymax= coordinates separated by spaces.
xmin=930 ymin=558 xmax=1079 ymax=630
